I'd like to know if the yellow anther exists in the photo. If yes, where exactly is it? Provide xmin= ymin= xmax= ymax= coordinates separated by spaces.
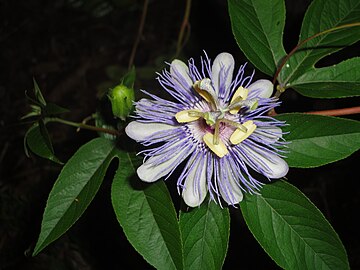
xmin=175 ymin=109 xmax=202 ymax=123
xmin=193 ymin=79 xmax=218 ymax=109
xmin=203 ymin=133 xmax=229 ymax=158
xmin=230 ymin=120 xmax=256 ymax=145
xmin=230 ymin=86 xmax=249 ymax=103
xmin=229 ymin=86 xmax=249 ymax=114
xmin=194 ymin=80 xmax=212 ymax=103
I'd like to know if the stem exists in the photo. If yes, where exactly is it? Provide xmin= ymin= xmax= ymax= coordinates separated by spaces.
xmin=304 ymin=106 xmax=360 ymax=116
xmin=268 ymin=106 xmax=360 ymax=117
xmin=76 ymin=114 xmax=95 ymax=132
xmin=49 ymin=117 xmax=121 ymax=136
xmin=272 ymin=22 xmax=360 ymax=90
xmin=175 ymin=0 xmax=192 ymax=57
xmin=128 ymin=0 xmax=149 ymax=70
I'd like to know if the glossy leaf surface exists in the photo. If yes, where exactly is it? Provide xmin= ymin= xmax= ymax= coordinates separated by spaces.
xmin=228 ymin=0 xmax=286 ymax=76
xmin=111 ymin=151 xmax=183 ymax=270
xmin=289 ymin=57 xmax=360 ymax=98
xmin=24 ymin=122 xmax=62 ymax=164
xmin=241 ymin=180 xmax=349 ymax=270
xmin=277 ymin=113 xmax=360 ymax=167
xmin=280 ymin=0 xmax=360 ymax=84
xmin=33 ymin=138 xmax=117 ymax=255
xmin=179 ymin=201 xmax=230 ymax=270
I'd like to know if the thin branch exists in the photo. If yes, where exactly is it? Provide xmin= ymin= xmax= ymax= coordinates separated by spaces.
xmin=49 ymin=117 xmax=121 ymax=136
xmin=304 ymin=106 xmax=360 ymax=116
xmin=175 ymin=0 xmax=192 ymax=57
xmin=268 ymin=106 xmax=360 ymax=117
xmin=272 ymin=22 xmax=360 ymax=93
xmin=128 ymin=0 xmax=149 ymax=69
xmin=267 ymin=108 xmax=277 ymax=116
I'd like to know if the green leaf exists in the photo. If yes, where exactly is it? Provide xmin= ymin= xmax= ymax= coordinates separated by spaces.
xmin=280 ymin=0 xmax=360 ymax=85
xmin=33 ymin=138 xmax=118 ymax=255
xmin=24 ymin=122 xmax=62 ymax=164
xmin=44 ymin=103 xmax=70 ymax=115
xmin=241 ymin=180 xmax=349 ymax=270
xmin=179 ymin=201 xmax=230 ymax=270
xmin=228 ymin=0 xmax=286 ymax=76
xmin=38 ymin=120 xmax=55 ymax=153
xmin=33 ymin=78 xmax=47 ymax=107
xmin=289 ymin=57 xmax=360 ymax=98
xmin=21 ymin=105 xmax=42 ymax=120
xmin=111 ymin=151 xmax=183 ymax=270
xmin=25 ymin=90 xmax=42 ymax=107
xmin=276 ymin=113 xmax=360 ymax=168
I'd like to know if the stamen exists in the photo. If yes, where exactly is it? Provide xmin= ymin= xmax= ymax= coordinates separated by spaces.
xmin=228 ymin=98 xmax=259 ymax=114
xmin=203 ymin=133 xmax=229 ymax=158
xmin=243 ymin=99 xmax=259 ymax=110
xmin=203 ymin=111 xmax=220 ymax=126
xmin=229 ymin=86 xmax=248 ymax=114
xmin=220 ymin=118 xmax=247 ymax=132
xmin=213 ymin=121 xmax=220 ymax=145
xmin=193 ymin=78 xmax=218 ymax=109
xmin=230 ymin=86 xmax=248 ymax=103
xmin=188 ymin=111 xmax=204 ymax=117
xmin=230 ymin=120 xmax=257 ymax=145
xmin=175 ymin=109 xmax=203 ymax=123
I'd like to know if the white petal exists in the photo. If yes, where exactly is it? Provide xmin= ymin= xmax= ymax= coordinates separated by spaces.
xmin=170 ymin=59 xmax=193 ymax=92
xmin=137 ymin=142 xmax=190 ymax=182
xmin=242 ymin=144 xmax=288 ymax=179
xmin=211 ymin=52 xmax=234 ymax=94
xmin=247 ymin=79 xmax=273 ymax=99
xmin=182 ymin=156 xmax=208 ymax=207
xmin=219 ymin=160 xmax=243 ymax=205
xmin=125 ymin=121 xmax=177 ymax=141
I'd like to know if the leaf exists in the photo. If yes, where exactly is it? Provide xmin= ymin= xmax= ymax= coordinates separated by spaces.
xmin=289 ymin=57 xmax=360 ymax=98
xmin=111 ymin=151 xmax=183 ymax=270
xmin=24 ymin=122 xmax=62 ymax=164
xmin=241 ymin=180 xmax=349 ymax=270
xmin=33 ymin=78 xmax=47 ymax=107
xmin=38 ymin=120 xmax=55 ymax=153
xmin=33 ymin=138 xmax=118 ymax=255
xmin=276 ymin=113 xmax=360 ymax=168
xmin=179 ymin=201 xmax=230 ymax=270
xmin=228 ymin=0 xmax=286 ymax=76
xmin=44 ymin=103 xmax=70 ymax=115
xmin=280 ymin=0 xmax=360 ymax=85
xmin=21 ymin=105 xmax=42 ymax=120
xmin=25 ymin=90 xmax=43 ymax=107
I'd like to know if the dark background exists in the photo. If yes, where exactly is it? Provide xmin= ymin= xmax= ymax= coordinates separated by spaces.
xmin=1 ymin=0 xmax=359 ymax=269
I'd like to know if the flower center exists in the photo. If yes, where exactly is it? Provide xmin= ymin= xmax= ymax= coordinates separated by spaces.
xmin=175 ymin=78 xmax=258 ymax=158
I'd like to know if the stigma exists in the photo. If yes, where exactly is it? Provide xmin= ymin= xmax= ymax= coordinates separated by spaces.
xmin=173 ymin=79 xmax=257 ymax=158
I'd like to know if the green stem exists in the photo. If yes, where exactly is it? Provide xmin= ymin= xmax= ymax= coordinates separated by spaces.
xmin=48 ymin=117 xmax=121 ymax=136
xmin=272 ymin=22 xmax=360 ymax=96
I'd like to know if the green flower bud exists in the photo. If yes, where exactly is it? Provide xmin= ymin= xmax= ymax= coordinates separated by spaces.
xmin=108 ymin=84 xmax=135 ymax=121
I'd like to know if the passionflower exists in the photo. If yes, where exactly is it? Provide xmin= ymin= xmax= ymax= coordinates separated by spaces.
xmin=125 ymin=52 xmax=288 ymax=207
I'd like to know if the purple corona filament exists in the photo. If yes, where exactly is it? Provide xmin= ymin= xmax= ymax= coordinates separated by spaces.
xmin=126 ymin=52 xmax=288 ymax=207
